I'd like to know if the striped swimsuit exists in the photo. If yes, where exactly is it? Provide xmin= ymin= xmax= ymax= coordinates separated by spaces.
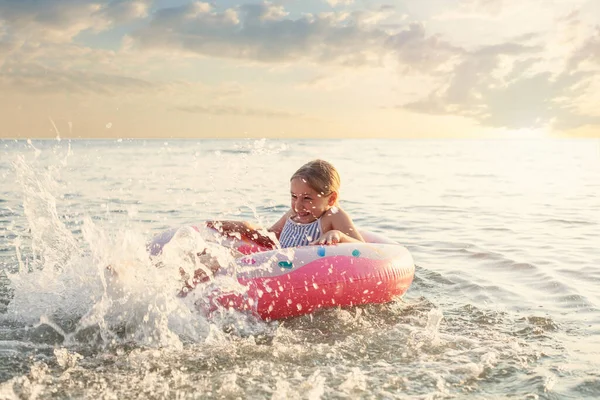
xmin=278 ymin=217 xmax=322 ymax=248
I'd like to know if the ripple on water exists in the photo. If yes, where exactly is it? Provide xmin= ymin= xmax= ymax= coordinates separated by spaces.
xmin=411 ymin=267 xmax=456 ymax=289
xmin=573 ymin=379 xmax=600 ymax=398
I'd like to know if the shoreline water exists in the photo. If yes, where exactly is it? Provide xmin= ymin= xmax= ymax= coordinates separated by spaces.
xmin=1 ymin=138 xmax=599 ymax=398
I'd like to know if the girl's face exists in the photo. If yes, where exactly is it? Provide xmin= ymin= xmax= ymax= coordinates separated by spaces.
xmin=290 ymin=177 xmax=336 ymax=224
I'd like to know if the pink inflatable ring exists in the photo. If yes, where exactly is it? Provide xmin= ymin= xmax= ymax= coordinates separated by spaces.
xmin=148 ymin=225 xmax=415 ymax=321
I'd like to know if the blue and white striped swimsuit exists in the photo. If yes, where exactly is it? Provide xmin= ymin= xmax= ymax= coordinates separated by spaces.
xmin=279 ymin=217 xmax=322 ymax=248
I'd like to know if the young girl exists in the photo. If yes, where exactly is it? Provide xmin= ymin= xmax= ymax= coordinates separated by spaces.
xmin=207 ymin=159 xmax=364 ymax=248
xmin=113 ymin=161 xmax=362 ymax=295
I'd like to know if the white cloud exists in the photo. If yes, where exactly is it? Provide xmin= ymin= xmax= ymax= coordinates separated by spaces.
xmin=0 ymin=0 xmax=103 ymax=42
xmin=0 ymin=63 xmax=155 ymax=95
xmin=0 ymin=39 xmax=17 ymax=64
xmin=0 ymin=0 xmax=150 ymax=42
xmin=385 ymin=22 xmax=462 ymax=73
xmin=458 ymin=0 xmax=505 ymax=15
xmin=401 ymin=37 xmax=600 ymax=130
xmin=99 ymin=0 xmax=150 ymax=24
xmin=174 ymin=104 xmax=303 ymax=119
xmin=326 ymin=0 xmax=354 ymax=7
xmin=434 ymin=0 xmax=537 ymax=20
xmin=0 ymin=38 xmax=199 ymax=98
xmin=433 ymin=0 xmax=587 ymax=26
xmin=296 ymin=74 xmax=346 ymax=91
xmin=130 ymin=2 xmax=383 ymax=65
xmin=129 ymin=2 xmax=459 ymax=73
xmin=569 ymin=27 xmax=600 ymax=69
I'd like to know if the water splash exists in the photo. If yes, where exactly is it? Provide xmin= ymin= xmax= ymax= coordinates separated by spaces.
xmin=338 ymin=367 xmax=367 ymax=393
xmin=54 ymin=348 xmax=83 ymax=369
xmin=3 ymin=156 xmax=223 ymax=349
xmin=409 ymin=307 xmax=445 ymax=350
xmin=13 ymin=155 xmax=79 ymax=272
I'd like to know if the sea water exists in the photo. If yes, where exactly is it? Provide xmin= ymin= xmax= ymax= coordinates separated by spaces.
xmin=0 ymin=138 xmax=599 ymax=399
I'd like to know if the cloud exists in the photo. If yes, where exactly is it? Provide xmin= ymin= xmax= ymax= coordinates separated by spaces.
xmin=433 ymin=0 xmax=503 ymax=21
xmin=0 ymin=38 xmax=162 ymax=98
xmin=1 ymin=1 xmax=460 ymax=73
xmin=296 ymin=74 xmax=346 ymax=91
xmin=485 ymin=71 xmax=600 ymax=130
xmin=98 ymin=0 xmax=150 ymax=24
xmin=0 ymin=39 xmax=18 ymax=63
xmin=385 ymin=22 xmax=462 ymax=72
xmin=0 ymin=53 xmax=248 ymax=102
xmin=3 ymin=41 xmax=117 ymax=73
xmin=456 ymin=0 xmax=505 ymax=15
xmin=400 ymin=36 xmax=600 ymax=130
xmin=0 ymin=63 xmax=156 ymax=95
xmin=557 ymin=10 xmax=584 ymax=45
xmin=387 ymin=6 xmax=600 ymax=132
xmin=174 ymin=104 xmax=303 ymax=119
xmin=434 ymin=0 xmax=534 ymax=20
xmin=569 ymin=27 xmax=600 ymax=69
xmin=128 ymin=2 xmax=461 ymax=75
xmin=130 ymin=2 xmax=390 ymax=67
xmin=0 ymin=0 xmax=150 ymax=42
xmin=326 ymin=0 xmax=354 ymax=7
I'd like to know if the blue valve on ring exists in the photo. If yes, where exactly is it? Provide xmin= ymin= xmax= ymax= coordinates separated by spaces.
xmin=317 ymin=247 xmax=326 ymax=257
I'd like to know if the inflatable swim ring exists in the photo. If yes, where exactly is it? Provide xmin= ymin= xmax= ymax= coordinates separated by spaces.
xmin=148 ymin=223 xmax=415 ymax=321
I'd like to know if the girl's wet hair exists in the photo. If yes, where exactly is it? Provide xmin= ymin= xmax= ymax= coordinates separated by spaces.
xmin=291 ymin=159 xmax=341 ymax=197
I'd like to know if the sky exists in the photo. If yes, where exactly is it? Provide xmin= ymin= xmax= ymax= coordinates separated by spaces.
xmin=0 ymin=0 xmax=599 ymax=139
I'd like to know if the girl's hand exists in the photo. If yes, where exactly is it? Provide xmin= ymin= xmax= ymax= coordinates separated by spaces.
xmin=312 ymin=230 xmax=342 ymax=246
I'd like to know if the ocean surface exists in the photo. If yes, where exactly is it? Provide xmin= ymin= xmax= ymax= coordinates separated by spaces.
xmin=0 ymin=138 xmax=599 ymax=399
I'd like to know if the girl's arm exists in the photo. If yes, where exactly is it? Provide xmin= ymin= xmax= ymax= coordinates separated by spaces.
xmin=205 ymin=220 xmax=278 ymax=249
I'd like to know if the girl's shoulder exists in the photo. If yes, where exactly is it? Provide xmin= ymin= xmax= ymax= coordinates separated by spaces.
xmin=320 ymin=206 xmax=351 ymax=228
xmin=322 ymin=205 xmax=346 ymax=218
xmin=320 ymin=206 xmax=362 ymax=241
